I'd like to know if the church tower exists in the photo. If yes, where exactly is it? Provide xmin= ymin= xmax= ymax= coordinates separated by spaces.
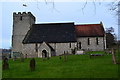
xmin=12 ymin=12 xmax=36 ymax=56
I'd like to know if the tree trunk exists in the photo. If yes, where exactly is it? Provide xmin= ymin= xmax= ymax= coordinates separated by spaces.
xmin=112 ymin=48 xmax=117 ymax=64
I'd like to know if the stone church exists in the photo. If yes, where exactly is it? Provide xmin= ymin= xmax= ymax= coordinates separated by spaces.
xmin=12 ymin=12 xmax=106 ymax=58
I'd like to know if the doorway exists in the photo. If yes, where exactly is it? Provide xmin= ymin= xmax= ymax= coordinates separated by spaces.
xmin=42 ymin=50 xmax=47 ymax=58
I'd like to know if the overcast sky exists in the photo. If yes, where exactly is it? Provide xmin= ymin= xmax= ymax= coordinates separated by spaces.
xmin=0 ymin=1 xmax=118 ymax=49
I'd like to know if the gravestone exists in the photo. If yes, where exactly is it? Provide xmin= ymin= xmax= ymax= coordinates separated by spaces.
xmin=59 ymin=55 xmax=62 ymax=60
xmin=64 ymin=51 xmax=67 ymax=62
xmin=2 ymin=57 xmax=9 ymax=70
xmin=76 ymin=50 xmax=84 ymax=55
xmin=30 ymin=58 xmax=36 ymax=71
xmin=13 ymin=56 xmax=17 ymax=61
xmin=20 ymin=54 xmax=24 ymax=62
xmin=20 ymin=57 xmax=24 ymax=62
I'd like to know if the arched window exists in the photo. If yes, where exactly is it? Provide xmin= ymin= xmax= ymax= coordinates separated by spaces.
xmin=79 ymin=42 xmax=81 ymax=49
xmin=77 ymin=42 xmax=81 ymax=49
xmin=96 ymin=37 xmax=99 ymax=45
xmin=88 ymin=38 xmax=90 ymax=45
xmin=69 ymin=43 xmax=71 ymax=48
xmin=35 ymin=43 xmax=38 ymax=52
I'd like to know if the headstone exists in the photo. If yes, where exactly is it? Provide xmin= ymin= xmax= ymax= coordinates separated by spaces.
xmin=76 ymin=50 xmax=84 ymax=55
xmin=59 ymin=56 xmax=62 ymax=60
xmin=13 ymin=56 xmax=17 ymax=61
xmin=30 ymin=58 xmax=35 ymax=71
xmin=20 ymin=57 xmax=24 ymax=62
xmin=64 ymin=51 xmax=67 ymax=62
xmin=2 ymin=57 xmax=9 ymax=70
xmin=20 ymin=54 xmax=24 ymax=62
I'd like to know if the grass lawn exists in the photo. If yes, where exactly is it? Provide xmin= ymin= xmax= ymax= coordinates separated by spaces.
xmin=0 ymin=60 xmax=2 ymax=79
xmin=2 ymin=52 xmax=119 ymax=78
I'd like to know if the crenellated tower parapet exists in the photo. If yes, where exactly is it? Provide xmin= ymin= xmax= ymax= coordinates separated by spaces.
xmin=13 ymin=12 xmax=35 ymax=22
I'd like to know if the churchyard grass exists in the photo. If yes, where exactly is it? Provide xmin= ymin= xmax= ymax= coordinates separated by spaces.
xmin=0 ymin=60 xmax=2 ymax=79
xmin=2 ymin=51 xmax=119 ymax=78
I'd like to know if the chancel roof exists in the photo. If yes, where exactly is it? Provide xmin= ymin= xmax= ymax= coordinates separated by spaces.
xmin=75 ymin=23 xmax=105 ymax=37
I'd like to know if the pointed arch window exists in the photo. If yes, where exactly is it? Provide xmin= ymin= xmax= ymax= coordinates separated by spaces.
xmin=96 ymin=37 xmax=99 ymax=45
xmin=70 ymin=43 xmax=71 ymax=48
xmin=88 ymin=38 xmax=90 ymax=45
xmin=79 ymin=42 xmax=81 ymax=49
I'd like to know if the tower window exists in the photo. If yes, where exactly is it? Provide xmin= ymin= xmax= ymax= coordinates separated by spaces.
xmin=20 ymin=16 xmax=22 ymax=20
xmin=96 ymin=37 xmax=99 ymax=45
xmin=88 ymin=38 xmax=90 ymax=45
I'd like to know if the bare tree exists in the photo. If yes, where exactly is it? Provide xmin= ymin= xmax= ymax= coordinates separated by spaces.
xmin=105 ymin=27 xmax=116 ymax=48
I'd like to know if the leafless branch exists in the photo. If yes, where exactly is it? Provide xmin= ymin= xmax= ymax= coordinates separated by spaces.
xmin=92 ymin=0 xmax=96 ymax=15
xmin=98 ymin=1 xmax=101 ymax=5
xmin=82 ymin=0 xmax=88 ymax=15
xmin=81 ymin=0 xmax=97 ymax=15
xmin=36 ymin=0 xmax=60 ymax=13
xmin=110 ymin=0 xmax=119 ymax=11
xmin=52 ymin=0 xmax=55 ymax=8
xmin=45 ymin=0 xmax=48 ymax=4
xmin=108 ymin=1 xmax=120 ymax=16
xmin=51 ymin=0 xmax=60 ymax=13
xmin=36 ymin=0 xmax=41 ymax=11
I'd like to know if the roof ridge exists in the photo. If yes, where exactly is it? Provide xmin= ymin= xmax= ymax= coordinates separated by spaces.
xmin=75 ymin=24 xmax=101 ymax=26
xmin=35 ymin=22 xmax=74 ymax=25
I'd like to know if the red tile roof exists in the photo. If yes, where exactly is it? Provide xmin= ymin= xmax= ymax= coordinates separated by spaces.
xmin=75 ymin=23 xmax=105 ymax=37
